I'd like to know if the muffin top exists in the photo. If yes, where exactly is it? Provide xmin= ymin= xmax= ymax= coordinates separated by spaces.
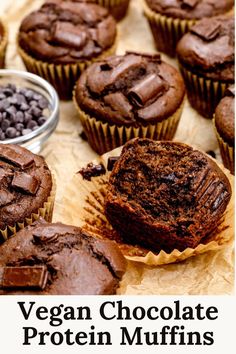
xmin=76 ymin=52 xmax=185 ymax=126
xmin=0 ymin=144 xmax=52 ymax=230
xmin=0 ymin=219 xmax=126 ymax=295
xmin=215 ymin=85 xmax=235 ymax=147
xmin=145 ymin=0 xmax=234 ymax=20
xmin=177 ymin=16 xmax=235 ymax=81
xmin=18 ymin=1 xmax=117 ymax=64
xmin=105 ymin=138 xmax=231 ymax=251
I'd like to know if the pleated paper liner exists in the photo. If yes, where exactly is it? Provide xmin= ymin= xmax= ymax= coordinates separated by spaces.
xmin=213 ymin=118 xmax=234 ymax=175
xmin=0 ymin=20 xmax=8 ymax=68
xmin=179 ymin=62 xmax=231 ymax=119
xmin=73 ymin=95 xmax=185 ymax=155
xmin=17 ymin=37 xmax=117 ymax=100
xmin=0 ymin=175 xmax=56 ymax=243
xmin=59 ymin=147 xmax=234 ymax=266
xmin=95 ymin=0 xmax=130 ymax=21
xmin=143 ymin=0 xmax=196 ymax=57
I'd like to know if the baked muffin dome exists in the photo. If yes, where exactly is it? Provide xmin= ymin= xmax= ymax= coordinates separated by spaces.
xmin=0 ymin=144 xmax=52 ymax=232
xmin=18 ymin=1 xmax=117 ymax=64
xmin=146 ymin=0 xmax=234 ymax=20
xmin=0 ymin=219 xmax=126 ymax=295
xmin=105 ymin=138 xmax=231 ymax=252
xmin=75 ymin=52 xmax=185 ymax=126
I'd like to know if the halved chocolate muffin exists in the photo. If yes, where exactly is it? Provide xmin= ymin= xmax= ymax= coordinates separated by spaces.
xmin=0 ymin=219 xmax=126 ymax=295
xmin=0 ymin=144 xmax=53 ymax=240
xmin=105 ymin=138 xmax=231 ymax=253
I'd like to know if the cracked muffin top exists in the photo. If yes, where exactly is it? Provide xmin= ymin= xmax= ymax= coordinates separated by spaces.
xmin=0 ymin=219 xmax=126 ymax=295
xmin=18 ymin=1 xmax=117 ymax=64
xmin=177 ymin=16 xmax=235 ymax=81
xmin=0 ymin=144 xmax=52 ymax=231
xmin=75 ymin=52 xmax=185 ymax=126
xmin=145 ymin=0 xmax=234 ymax=20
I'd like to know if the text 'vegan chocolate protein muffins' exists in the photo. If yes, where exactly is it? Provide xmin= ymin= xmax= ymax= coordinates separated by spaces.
xmin=45 ymin=0 xmax=130 ymax=21
xmin=214 ymin=85 xmax=235 ymax=175
xmin=143 ymin=0 xmax=234 ymax=57
xmin=17 ymin=1 xmax=117 ymax=99
xmin=0 ymin=219 xmax=126 ymax=295
xmin=177 ymin=16 xmax=234 ymax=118
xmin=0 ymin=144 xmax=55 ymax=241
xmin=0 ymin=20 xmax=7 ymax=68
xmin=104 ymin=138 xmax=231 ymax=253
xmin=74 ymin=52 xmax=185 ymax=154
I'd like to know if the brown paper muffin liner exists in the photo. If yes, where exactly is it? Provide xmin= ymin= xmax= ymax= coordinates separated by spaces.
xmin=95 ymin=0 xmax=130 ymax=21
xmin=213 ymin=118 xmax=234 ymax=175
xmin=0 ymin=176 xmax=56 ymax=242
xmin=73 ymin=96 xmax=185 ymax=155
xmin=179 ymin=63 xmax=230 ymax=119
xmin=58 ymin=147 xmax=234 ymax=266
xmin=0 ymin=21 xmax=8 ymax=69
xmin=17 ymin=38 xmax=117 ymax=100
xmin=143 ymin=0 xmax=196 ymax=57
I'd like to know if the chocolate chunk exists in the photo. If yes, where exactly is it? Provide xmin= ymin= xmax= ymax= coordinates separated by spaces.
xmin=109 ymin=55 xmax=143 ymax=85
xmin=32 ymin=224 xmax=76 ymax=244
xmin=206 ymin=150 xmax=216 ymax=159
xmin=0 ymin=190 xmax=15 ymax=207
xmin=107 ymin=157 xmax=119 ymax=171
xmin=191 ymin=20 xmax=221 ymax=41
xmin=52 ymin=22 xmax=88 ymax=49
xmin=78 ymin=163 xmax=106 ymax=181
xmin=0 ymin=266 xmax=48 ymax=290
xmin=181 ymin=0 xmax=199 ymax=8
xmin=225 ymin=85 xmax=235 ymax=97
xmin=128 ymin=74 xmax=168 ymax=107
xmin=0 ymin=145 xmax=34 ymax=169
xmin=104 ymin=93 xmax=134 ymax=120
xmin=12 ymin=172 xmax=39 ymax=195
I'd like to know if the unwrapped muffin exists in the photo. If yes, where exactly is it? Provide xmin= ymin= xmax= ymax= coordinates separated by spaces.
xmin=0 ymin=20 xmax=7 ymax=68
xmin=0 ymin=144 xmax=54 ymax=241
xmin=214 ymin=85 xmax=235 ymax=174
xmin=0 ymin=219 xmax=126 ymax=295
xmin=105 ymin=138 xmax=232 ymax=253
xmin=143 ymin=0 xmax=234 ymax=57
xmin=177 ymin=16 xmax=234 ymax=118
xmin=74 ymin=52 xmax=185 ymax=154
xmin=18 ymin=1 xmax=117 ymax=99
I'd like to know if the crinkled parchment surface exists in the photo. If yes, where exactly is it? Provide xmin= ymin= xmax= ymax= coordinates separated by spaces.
xmin=0 ymin=0 xmax=234 ymax=294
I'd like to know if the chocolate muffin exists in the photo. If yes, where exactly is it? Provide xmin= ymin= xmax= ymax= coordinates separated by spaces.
xmin=143 ymin=0 xmax=234 ymax=57
xmin=45 ymin=0 xmax=130 ymax=21
xmin=0 ymin=20 xmax=7 ymax=69
xmin=177 ymin=16 xmax=234 ymax=118
xmin=74 ymin=52 xmax=185 ymax=154
xmin=18 ymin=1 xmax=117 ymax=99
xmin=214 ymin=85 xmax=235 ymax=174
xmin=0 ymin=219 xmax=126 ymax=295
xmin=105 ymin=138 xmax=231 ymax=253
xmin=0 ymin=144 xmax=53 ymax=240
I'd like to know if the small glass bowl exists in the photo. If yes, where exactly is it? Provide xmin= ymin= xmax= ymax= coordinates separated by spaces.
xmin=0 ymin=69 xmax=59 ymax=153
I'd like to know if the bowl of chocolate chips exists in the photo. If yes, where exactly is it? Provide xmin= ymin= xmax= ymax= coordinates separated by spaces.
xmin=0 ymin=69 xmax=59 ymax=153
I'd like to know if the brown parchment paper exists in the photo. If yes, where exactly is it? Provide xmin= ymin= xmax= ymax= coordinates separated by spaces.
xmin=1 ymin=0 xmax=234 ymax=294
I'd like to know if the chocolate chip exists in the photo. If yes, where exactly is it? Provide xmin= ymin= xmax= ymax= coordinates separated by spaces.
xmin=78 ymin=163 xmax=106 ymax=181
xmin=0 ymin=84 xmax=49 ymax=141
xmin=206 ymin=150 xmax=216 ymax=158
xmin=107 ymin=156 xmax=119 ymax=171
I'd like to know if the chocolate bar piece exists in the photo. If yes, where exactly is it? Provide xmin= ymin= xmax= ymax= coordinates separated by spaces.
xmin=191 ymin=20 xmax=221 ymax=41
xmin=32 ymin=224 xmax=75 ymax=244
xmin=11 ymin=172 xmax=39 ymax=195
xmin=128 ymin=74 xmax=168 ymax=107
xmin=52 ymin=22 xmax=88 ymax=49
xmin=0 ymin=266 xmax=48 ymax=290
xmin=0 ymin=145 xmax=34 ymax=169
xmin=107 ymin=157 xmax=119 ymax=171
